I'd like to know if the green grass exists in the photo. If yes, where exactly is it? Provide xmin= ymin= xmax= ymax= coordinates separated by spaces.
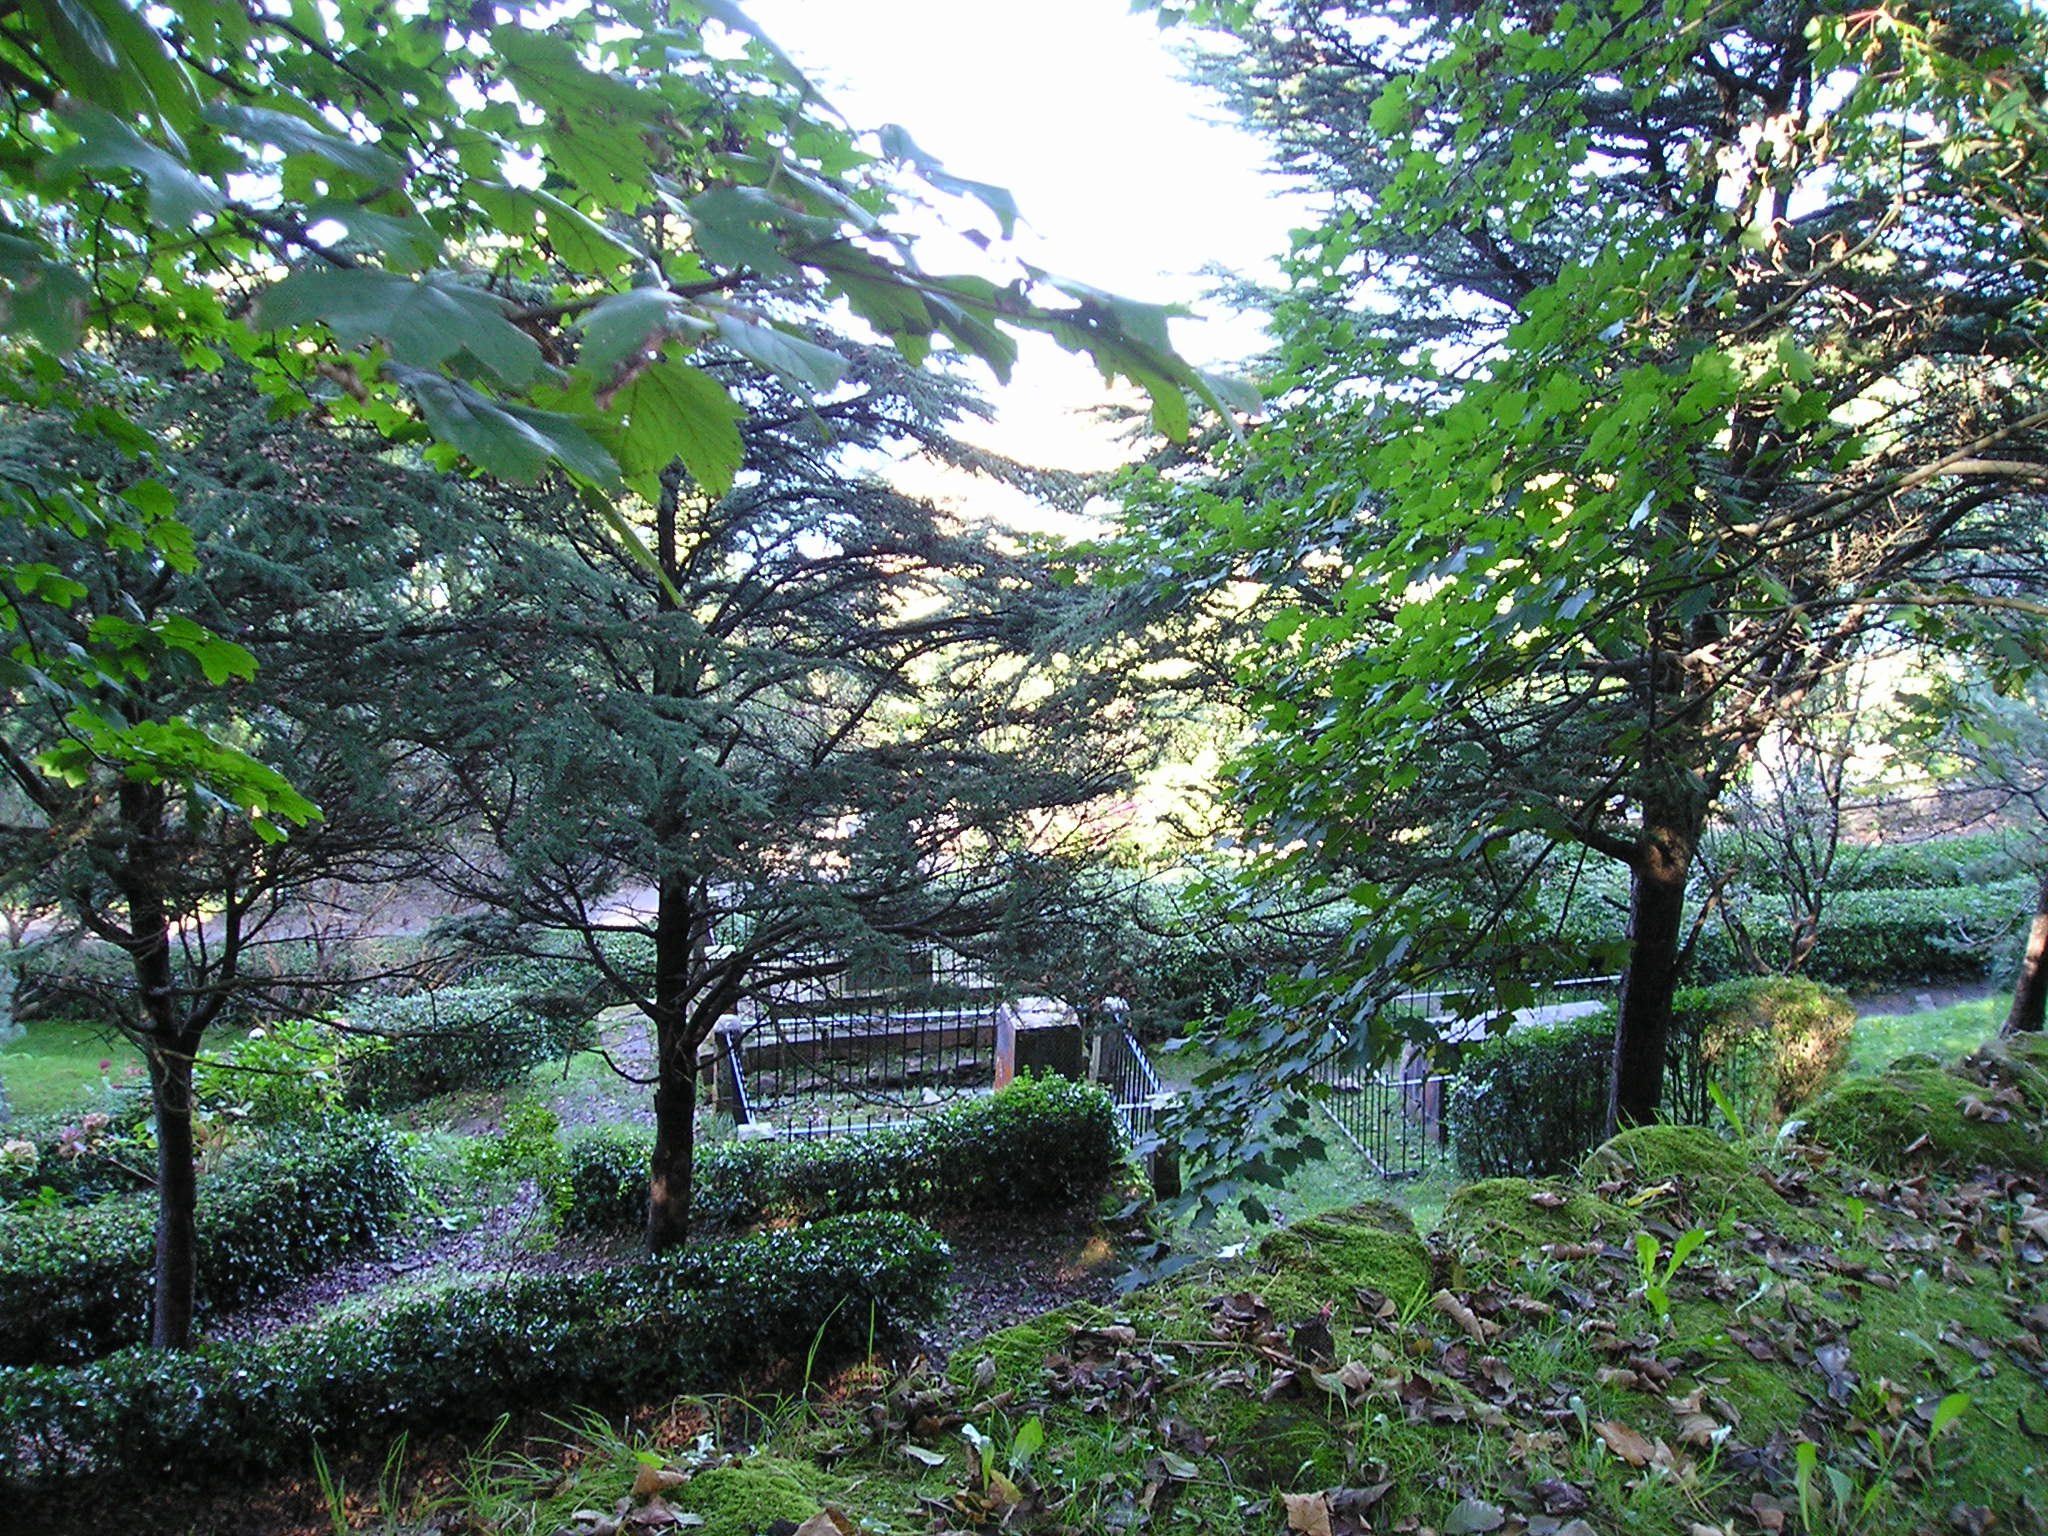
xmin=0 ymin=1018 xmax=146 ymax=1118
xmin=1847 ymin=992 xmax=2006 ymax=1072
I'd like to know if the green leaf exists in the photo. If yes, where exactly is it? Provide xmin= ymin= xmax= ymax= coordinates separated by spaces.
xmin=202 ymin=102 xmax=401 ymax=184
xmin=253 ymin=269 xmax=543 ymax=388
xmin=1007 ymin=1415 xmax=1045 ymax=1473
xmin=42 ymin=105 xmax=223 ymax=229
xmin=713 ymin=314 xmax=847 ymax=390
xmin=576 ymin=287 xmax=683 ymax=378
xmin=688 ymin=186 xmax=809 ymax=279
xmin=302 ymin=201 xmax=441 ymax=269
xmin=674 ymin=0 xmax=826 ymax=104
xmin=1929 ymin=1392 xmax=1971 ymax=1437
xmin=604 ymin=359 xmax=745 ymax=492
xmin=392 ymin=365 xmax=619 ymax=485
xmin=878 ymin=124 xmax=1020 ymax=238
xmin=0 ymin=234 xmax=90 ymax=353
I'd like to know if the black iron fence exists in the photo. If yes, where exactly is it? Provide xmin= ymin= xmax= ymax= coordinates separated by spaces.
xmin=717 ymin=947 xmax=1004 ymax=1137
xmin=1308 ymin=973 xmax=1623 ymax=1178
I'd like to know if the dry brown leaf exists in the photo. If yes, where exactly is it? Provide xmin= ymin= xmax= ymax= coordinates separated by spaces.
xmin=630 ymin=1464 xmax=687 ymax=1498
xmin=1432 ymin=1288 xmax=1490 ymax=1343
xmin=1282 ymin=1490 xmax=1334 ymax=1536
xmin=791 ymin=1512 xmax=857 ymax=1536
xmin=1594 ymin=1419 xmax=1656 ymax=1466
xmin=1595 ymin=1366 xmax=1641 ymax=1389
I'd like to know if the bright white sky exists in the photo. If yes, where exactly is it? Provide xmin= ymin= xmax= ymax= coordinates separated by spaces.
xmin=746 ymin=0 xmax=1312 ymax=487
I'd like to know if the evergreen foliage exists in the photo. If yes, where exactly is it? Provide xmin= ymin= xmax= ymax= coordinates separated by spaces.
xmin=1121 ymin=0 xmax=2048 ymax=1209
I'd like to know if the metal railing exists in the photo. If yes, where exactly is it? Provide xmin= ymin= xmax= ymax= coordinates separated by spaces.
xmin=718 ymin=947 xmax=1004 ymax=1137
xmin=1309 ymin=1056 xmax=1452 ymax=1179
xmin=1092 ymin=1023 xmax=1168 ymax=1150
xmin=1310 ymin=973 xmax=1623 ymax=1178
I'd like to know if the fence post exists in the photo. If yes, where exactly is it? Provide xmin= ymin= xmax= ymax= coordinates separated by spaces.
xmin=712 ymin=1019 xmax=745 ymax=1117
xmin=995 ymin=1000 xmax=1085 ymax=1086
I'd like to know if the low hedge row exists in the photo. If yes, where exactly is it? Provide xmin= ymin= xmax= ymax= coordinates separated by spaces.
xmin=564 ymin=1074 xmax=1122 ymax=1233
xmin=0 ymin=1211 xmax=950 ymax=1485
xmin=339 ymin=984 xmax=596 ymax=1108
xmin=1706 ymin=830 xmax=2026 ymax=893
xmin=0 ymin=1116 xmax=409 ymax=1366
xmin=1446 ymin=976 xmax=1853 ymax=1178
xmin=1546 ymin=878 xmax=2030 ymax=991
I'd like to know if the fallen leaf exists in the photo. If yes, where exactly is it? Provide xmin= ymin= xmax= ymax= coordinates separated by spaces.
xmin=1443 ymin=1496 xmax=1505 ymax=1533
xmin=1433 ymin=1289 xmax=1490 ymax=1343
xmin=791 ymin=1513 xmax=857 ymax=1536
xmin=1282 ymin=1490 xmax=1334 ymax=1536
xmin=631 ymin=1464 xmax=687 ymax=1498
xmin=1532 ymin=1478 xmax=1588 ymax=1516
xmin=1594 ymin=1420 xmax=1656 ymax=1466
xmin=1528 ymin=1190 xmax=1567 ymax=1208
xmin=903 ymin=1445 xmax=947 ymax=1468
xmin=1158 ymin=1451 xmax=1199 ymax=1480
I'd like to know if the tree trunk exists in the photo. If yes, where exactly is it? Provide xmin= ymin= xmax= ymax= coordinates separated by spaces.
xmin=146 ymin=1034 xmax=201 ymax=1348
xmin=1607 ymin=806 xmax=1697 ymax=1134
xmin=2002 ymin=872 xmax=2048 ymax=1036
xmin=114 ymin=779 xmax=208 ymax=1349
xmin=645 ymin=871 xmax=699 ymax=1252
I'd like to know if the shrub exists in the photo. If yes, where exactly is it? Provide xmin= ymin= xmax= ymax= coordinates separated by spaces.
xmin=1665 ymin=976 xmax=1853 ymax=1125
xmin=197 ymin=1019 xmax=346 ymax=1122
xmin=1708 ymin=830 xmax=2027 ymax=893
xmin=0 ymin=1211 xmax=950 ymax=1484
xmin=0 ymin=1115 xmax=408 ymax=1365
xmin=565 ymin=1074 xmax=1121 ymax=1232
xmin=1447 ymin=974 xmax=1859 ymax=1176
xmin=339 ymin=984 xmax=595 ymax=1107
xmin=0 ymin=1099 xmax=156 ymax=1208
xmin=1445 ymin=1015 xmax=1614 ymax=1180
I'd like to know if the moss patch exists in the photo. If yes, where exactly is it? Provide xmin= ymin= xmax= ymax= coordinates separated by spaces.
xmin=675 ymin=1458 xmax=827 ymax=1536
xmin=1442 ymin=1177 xmax=1626 ymax=1250
xmin=1802 ymin=1068 xmax=2048 ymax=1175
xmin=1253 ymin=1201 xmax=1431 ymax=1309
xmin=1580 ymin=1125 xmax=1794 ymax=1225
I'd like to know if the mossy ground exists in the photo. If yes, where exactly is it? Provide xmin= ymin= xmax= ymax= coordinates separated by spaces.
xmin=296 ymin=1049 xmax=2048 ymax=1536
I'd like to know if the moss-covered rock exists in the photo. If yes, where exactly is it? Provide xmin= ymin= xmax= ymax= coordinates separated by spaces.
xmin=1253 ymin=1201 xmax=1432 ymax=1310
xmin=1192 ymin=1392 xmax=1349 ymax=1490
xmin=1801 ymin=1068 xmax=2048 ymax=1175
xmin=675 ymin=1458 xmax=826 ymax=1536
xmin=1580 ymin=1125 xmax=1794 ymax=1224
xmin=1442 ymin=1177 xmax=1627 ymax=1250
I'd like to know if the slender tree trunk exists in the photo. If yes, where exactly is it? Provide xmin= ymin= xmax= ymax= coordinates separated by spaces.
xmin=115 ymin=780 xmax=205 ymax=1348
xmin=645 ymin=871 xmax=698 ymax=1252
xmin=1607 ymin=804 xmax=1698 ymax=1134
xmin=146 ymin=1033 xmax=201 ymax=1347
xmin=2002 ymin=873 xmax=2048 ymax=1036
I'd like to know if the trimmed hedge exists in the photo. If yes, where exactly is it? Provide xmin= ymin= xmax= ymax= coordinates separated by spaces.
xmin=340 ymin=984 xmax=595 ymax=1107
xmin=564 ymin=1074 xmax=1122 ymax=1233
xmin=0 ymin=1115 xmax=409 ymax=1366
xmin=1538 ymin=862 xmax=2029 ymax=992
xmin=0 ymin=1211 xmax=950 ymax=1485
xmin=1447 ymin=976 xmax=1853 ymax=1177
xmin=1708 ymin=830 xmax=2026 ymax=893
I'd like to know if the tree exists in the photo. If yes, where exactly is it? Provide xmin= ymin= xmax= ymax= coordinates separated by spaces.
xmin=1133 ymin=0 xmax=2048 ymax=1165
xmin=1903 ymin=675 xmax=2048 ymax=1035
xmin=0 ymin=362 xmax=490 ymax=1346
xmin=429 ymin=336 xmax=1143 ymax=1248
xmin=0 ymin=0 xmax=1230 ymax=1337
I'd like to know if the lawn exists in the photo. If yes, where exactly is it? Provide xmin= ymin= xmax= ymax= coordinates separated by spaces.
xmin=0 ymin=1018 xmax=147 ymax=1119
xmin=1847 ymin=991 xmax=2008 ymax=1072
